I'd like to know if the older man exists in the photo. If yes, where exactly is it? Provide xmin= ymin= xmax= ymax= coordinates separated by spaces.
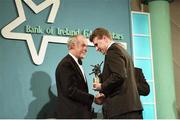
xmin=55 ymin=35 xmax=95 ymax=118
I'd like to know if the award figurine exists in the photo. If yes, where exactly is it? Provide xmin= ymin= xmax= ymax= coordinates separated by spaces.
xmin=89 ymin=61 xmax=103 ymax=84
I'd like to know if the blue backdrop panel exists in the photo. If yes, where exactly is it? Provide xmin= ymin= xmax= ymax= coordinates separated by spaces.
xmin=0 ymin=0 xmax=131 ymax=118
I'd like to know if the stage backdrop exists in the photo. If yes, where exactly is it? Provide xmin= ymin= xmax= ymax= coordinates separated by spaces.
xmin=0 ymin=0 xmax=131 ymax=118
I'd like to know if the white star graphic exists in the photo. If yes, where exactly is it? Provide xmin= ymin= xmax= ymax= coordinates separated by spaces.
xmin=1 ymin=0 xmax=82 ymax=65
xmin=1 ymin=0 xmax=125 ymax=65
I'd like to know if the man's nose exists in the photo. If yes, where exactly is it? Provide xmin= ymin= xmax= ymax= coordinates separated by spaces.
xmin=95 ymin=47 xmax=99 ymax=51
xmin=83 ymin=47 xmax=87 ymax=52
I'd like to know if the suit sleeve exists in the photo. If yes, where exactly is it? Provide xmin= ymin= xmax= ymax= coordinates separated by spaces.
xmin=135 ymin=68 xmax=150 ymax=96
xmin=101 ymin=50 xmax=128 ymax=95
xmin=57 ymin=62 xmax=94 ymax=106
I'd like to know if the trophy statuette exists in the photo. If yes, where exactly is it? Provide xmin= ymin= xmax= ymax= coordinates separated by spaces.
xmin=89 ymin=61 xmax=103 ymax=84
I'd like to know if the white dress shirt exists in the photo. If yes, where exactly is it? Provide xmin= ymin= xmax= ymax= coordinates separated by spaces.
xmin=69 ymin=53 xmax=86 ymax=82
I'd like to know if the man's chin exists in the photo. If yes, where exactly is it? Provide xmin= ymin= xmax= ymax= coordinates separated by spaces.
xmin=80 ymin=56 xmax=85 ymax=59
xmin=101 ymin=51 xmax=105 ymax=55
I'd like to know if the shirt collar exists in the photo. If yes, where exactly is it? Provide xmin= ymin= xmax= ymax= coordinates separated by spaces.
xmin=69 ymin=52 xmax=79 ymax=65
xmin=107 ymin=41 xmax=115 ymax=50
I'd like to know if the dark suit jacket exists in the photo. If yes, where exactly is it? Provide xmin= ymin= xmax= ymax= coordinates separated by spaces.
xmin=99 ymin=43 xmax=143 ymax=118
xmin=55 ymin=54 xmax=94 ymax=118
xmin=135 ymin=67 xmax=150 ymax=96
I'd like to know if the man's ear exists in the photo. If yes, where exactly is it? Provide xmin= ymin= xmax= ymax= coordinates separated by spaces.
xmin=102 ymin=35 xmax=106 ymax=40
xmin=103 ymin=35 xmax=109 ymax=41
xmin=69 ymin=43 xmax=75 ymax=49
xmin=103 ymin=35 xmax=108 ymax=42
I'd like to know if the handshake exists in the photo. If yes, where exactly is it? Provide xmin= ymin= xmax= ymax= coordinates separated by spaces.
xmin=94 ymin=92 xmax=105 ymax=105
xmin=93 ymin=80 xmax=105 ymax=105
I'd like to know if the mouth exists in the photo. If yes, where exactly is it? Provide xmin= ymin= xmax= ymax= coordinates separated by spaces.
xmin=81 ymin=51 xmax=87 ymax=56
xmin=99 ymin=49 xmax=104 ymax=53
xmin=100 ymin=50 xmax=106 ymax=55
xmin=82 ymin=51 xmax=87 ymax=54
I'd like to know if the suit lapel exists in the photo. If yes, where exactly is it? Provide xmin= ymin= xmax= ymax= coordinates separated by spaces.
xmin=68 ymin=55 xmax=87 ymax=84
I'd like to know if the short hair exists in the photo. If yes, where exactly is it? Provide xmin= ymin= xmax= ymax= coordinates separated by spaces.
xmin=89 ymin=27 xmax=112 ymax=42
xmin=67 ymin=36 xmax=77 ymax=50
xmin=67 ymin=35 xmax=85 ymax=49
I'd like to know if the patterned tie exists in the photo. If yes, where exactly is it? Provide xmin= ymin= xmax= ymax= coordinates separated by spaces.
xmin=78 ymin=59 xmax=82 ymax=65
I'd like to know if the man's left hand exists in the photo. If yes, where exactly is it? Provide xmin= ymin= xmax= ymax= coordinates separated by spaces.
xmin=93 ymin=83 xmax=102 ymax=91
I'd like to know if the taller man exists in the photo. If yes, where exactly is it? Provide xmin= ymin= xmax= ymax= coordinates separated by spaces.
xmin=90 ymin=28 xmax=143 ymax=119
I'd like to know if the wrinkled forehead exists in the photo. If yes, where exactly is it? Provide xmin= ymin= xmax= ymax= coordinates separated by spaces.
xmin=76 ymin=36 xmax=88 ymax=45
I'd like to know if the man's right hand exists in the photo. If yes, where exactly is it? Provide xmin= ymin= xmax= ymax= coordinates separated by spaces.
xmin=94 ymin=93 xmax=105 ymax=105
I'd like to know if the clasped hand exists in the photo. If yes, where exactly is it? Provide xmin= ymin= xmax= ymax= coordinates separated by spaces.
xmin=94 ymin=93 xmax=105 ymax=105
